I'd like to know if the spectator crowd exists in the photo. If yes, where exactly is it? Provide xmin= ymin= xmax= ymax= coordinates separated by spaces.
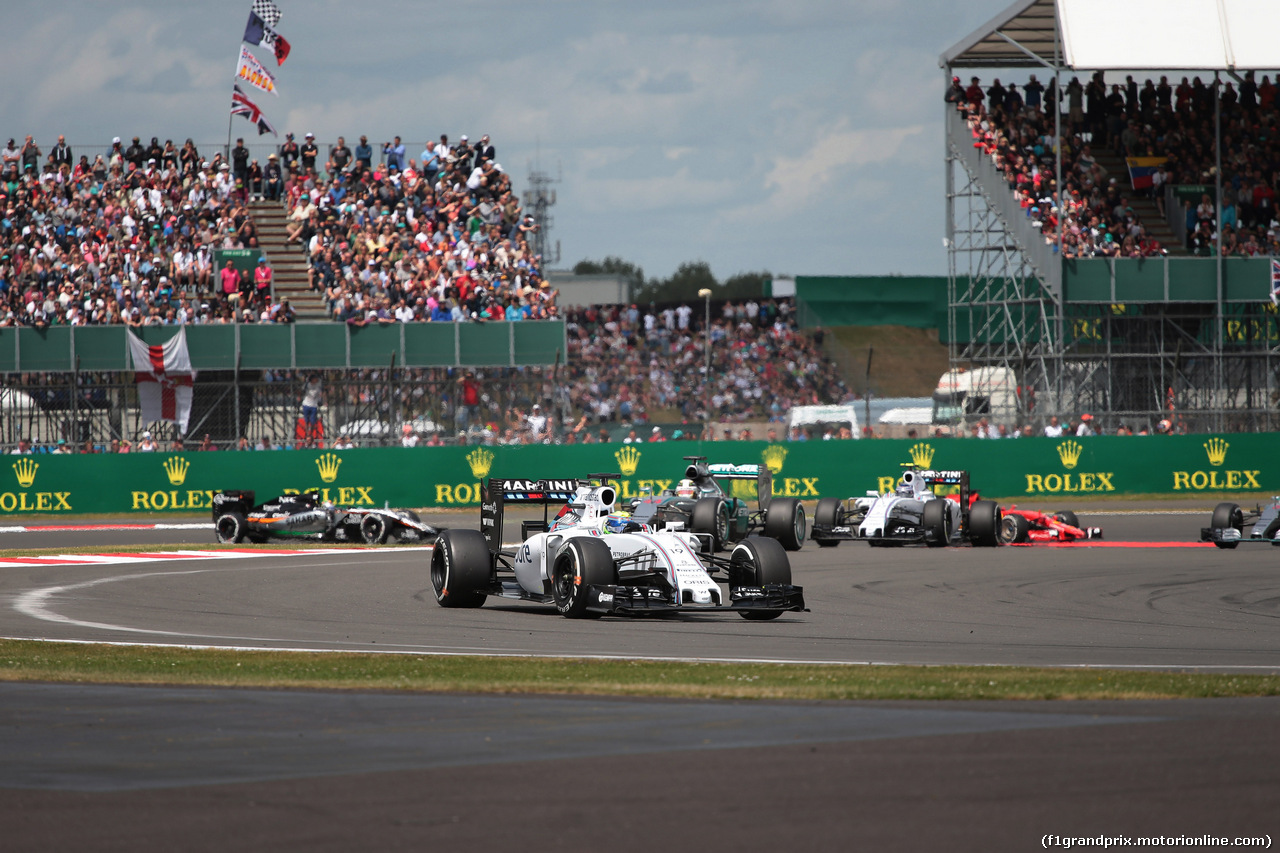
xmin=947 ymin=69 xmax=1280 ymax=258
xmin=0 ymin=129 xmax=552 ymax=329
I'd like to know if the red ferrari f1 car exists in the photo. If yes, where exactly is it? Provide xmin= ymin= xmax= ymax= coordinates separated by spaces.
xmin=942 ymin=493 xmax=1101 ymax=544
xmin=993 ymin=505 xmax=1101 ymax=544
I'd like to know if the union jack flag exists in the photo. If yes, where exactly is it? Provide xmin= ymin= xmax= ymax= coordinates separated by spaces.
xmin=231 ymin=85 xmax=277 ymax=136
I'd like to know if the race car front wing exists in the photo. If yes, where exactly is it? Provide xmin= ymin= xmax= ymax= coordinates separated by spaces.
xmin=583 ymin=583 xmax=807 ymax=616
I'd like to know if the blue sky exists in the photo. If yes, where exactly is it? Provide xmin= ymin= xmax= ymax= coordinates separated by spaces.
xmin=1 ymin=0 xmax=1004 ymax=280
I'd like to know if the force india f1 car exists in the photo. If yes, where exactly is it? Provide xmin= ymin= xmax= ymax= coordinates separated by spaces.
xmin=1200 ymin=498 xmax=1280 ymax=549
xmin=626 ymin=456 xmax=807 ymax=551
xmin=810 ymin=468 xmax=1003 ymax=547
xmin=429 ymin=475 xmax=807 ymax=619
xmin=212 ymin=490 xmax=439 ymax=545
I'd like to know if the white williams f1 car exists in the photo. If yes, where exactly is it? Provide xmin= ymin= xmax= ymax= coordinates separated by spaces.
xmin=429 ymin=475 xmax=807 ymax=619
xmin=810 ymin=468 xmax=1003 ymax=548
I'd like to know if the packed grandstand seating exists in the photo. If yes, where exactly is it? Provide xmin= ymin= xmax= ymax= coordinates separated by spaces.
xmin=0 ymin=131 xmax=552 ymax=328
xmin=947 ymin=71 xmax=1280 ymax=258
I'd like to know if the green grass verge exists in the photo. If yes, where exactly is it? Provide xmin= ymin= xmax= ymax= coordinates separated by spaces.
xmin=1 ymin=640 xmax=1275 ymax=701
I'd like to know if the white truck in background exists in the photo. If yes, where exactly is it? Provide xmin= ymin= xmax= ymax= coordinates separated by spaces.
xmin=930 ymin=367 xmax=1019 ymax=432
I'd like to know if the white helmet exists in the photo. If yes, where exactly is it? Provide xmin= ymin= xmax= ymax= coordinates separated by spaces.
xmin=676 ymin=478 xmax=697 ymax=498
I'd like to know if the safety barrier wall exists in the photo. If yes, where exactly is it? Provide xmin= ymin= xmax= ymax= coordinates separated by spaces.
xmin=1 ymin=433 xmax=1274 ymax=516
xmin=0 ymin=321 xmax=567 ymax=372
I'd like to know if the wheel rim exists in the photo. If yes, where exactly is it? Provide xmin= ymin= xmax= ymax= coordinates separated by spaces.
xmin=431 ymin=548 xmax=446 ymax=595
xmin=553 ymin=551 xmax=577 ymax=606
xmin=794 ymin=508 xmax=806 ymax=545
xmin=716 ymin=509 xmax=727 ymax=544
xmin=363 ymin=516 xmax=385 ymax=542
xmin=216 ymin=517 xmax=237 ymax=542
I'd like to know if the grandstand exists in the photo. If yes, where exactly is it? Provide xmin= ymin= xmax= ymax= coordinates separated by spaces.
xmin=942 ymin=0 xmax=1280 ymax=433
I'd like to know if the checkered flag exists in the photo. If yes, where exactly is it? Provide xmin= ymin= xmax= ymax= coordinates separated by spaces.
xmin=252 ymin=0 xmax=281 ymax=26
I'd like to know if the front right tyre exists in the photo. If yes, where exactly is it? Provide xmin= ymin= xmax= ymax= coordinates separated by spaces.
xmin=551 ymin=537 xmax=615 ymax=618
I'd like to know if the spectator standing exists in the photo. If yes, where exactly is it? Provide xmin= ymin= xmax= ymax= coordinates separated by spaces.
xmin=1043 ymin=415 xmax=1064 ymax=437
xmin=354 ymin=135 xmax=373 ymax=173
xmin=137 ymin=431 xmax=158 ymax=452
xmin=231 ymin=138 xmax=249 ymax=184
xmin=300 ymin=374 xmax=323 ymax=446
xmin=383 ymin=136 xmax=406 ymax=171
xmin=279 ymin=132 xmax=300 ymax=174
xmin=50 ymin=135 xmax=72 ymax=168
xmin=300 ymin=133 xmax=319 ymax=173
xmin=20 ymin=135 xmax=41 ymax=173
xmin=263 ymin=152 xmax=284 ymax=200
xmin=328 ymin=136 xmax=352 ymax=175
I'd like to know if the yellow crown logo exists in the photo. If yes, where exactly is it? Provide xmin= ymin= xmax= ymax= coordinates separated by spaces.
xmin=467 ymin=447 xmax=495 ymax=480
xmin=315 ymin=453 xmax=342 ymax=483
xmin=614 ymin=446 xmax=641 ymax=477
xmin=12 ymin=458 xmax=38 ymax=488
xmin=761 ymin=444 xmax=787 ymax=474
xmin=162 ymin=456 xmax=189 ymax=486
xmin=909 ymin=442 xmax=935 ymax=469
xmin=1056 ymin=439 xmax=1083 ymax=470
xmin=1203 ymin=437 xmax=1229 ymax=467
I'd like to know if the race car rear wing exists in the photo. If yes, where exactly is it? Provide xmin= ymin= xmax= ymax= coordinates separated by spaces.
xmin=479 ymin=476 xmax=620 ymax=553
xmin=684 ymin=456 xmax=773 ymax=508
xmin=919 ymin=469 xmax=971 ymax=510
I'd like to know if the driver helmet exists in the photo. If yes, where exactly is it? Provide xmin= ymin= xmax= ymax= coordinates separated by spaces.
xmin=604 ymin=511 xmax=631 ymax=534
xmin=895 ymin=476 xmax=915 ymax=497
xmin=675 ymin=478 xmax=697 ymax=498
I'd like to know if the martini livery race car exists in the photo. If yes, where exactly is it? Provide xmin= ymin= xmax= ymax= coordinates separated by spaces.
xmin=810 ymin=468 xmax=1003 ymax=548
xmin=626 ymin=457 xmax=807 ymax=551
xmin=429 ymin=475 xmax=807 ymax=619
xmin=1200 ymin=498 xmax=1280 ymax=549
xmin=996 ymin=505 xmax=1102 ymax=544
xmin=212 ymin=490 xmax=438 ymax=544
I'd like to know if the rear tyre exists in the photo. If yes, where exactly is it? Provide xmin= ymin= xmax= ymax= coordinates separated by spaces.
xmin=922 ymin=500 xmax=952 ymax=547
xmin=1000 ymin=513 xmax=1031 ymax=544
xmin=215 ymin=512 xmax=247 ymax=544
xmin=430 ymin=529 xmax=490 ymax=608
xmin=813 ymin=497 xmax=842 ymax=548
xmin=1210 ymin=502 xmax=1243 ymax=550
xmin=968 ymin=500 xmax=1002 ymax=547
xmin=763 ymin=498 xmax=806 ymax=551
xmin=361 ymin=514 xmax=390 ymax=545
xmin=1053 ymin=510 xmax=1080 ymax=528
xmin=730 ymin=536 xmax=791 ymax=621
xmin=691 ymin=497 xmax=727 ymax=552
xmin=552 ymin=537 xmax=614 ymax=618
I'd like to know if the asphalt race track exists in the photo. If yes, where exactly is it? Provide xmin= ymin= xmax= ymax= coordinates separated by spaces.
xmin=1 ymin=504 xmax=1277 ymax=851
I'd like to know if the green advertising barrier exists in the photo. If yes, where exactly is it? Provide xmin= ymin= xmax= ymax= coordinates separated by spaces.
xmin=2 ymin=433 xmax=1277 ymax=516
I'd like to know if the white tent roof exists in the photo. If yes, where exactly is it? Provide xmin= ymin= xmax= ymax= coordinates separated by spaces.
xmin=942 ymin=0 xmax=1280 ymax=71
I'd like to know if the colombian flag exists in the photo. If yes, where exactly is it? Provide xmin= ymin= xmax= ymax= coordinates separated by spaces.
xmin=1126 ymin=156 xmax=1166 ymax=190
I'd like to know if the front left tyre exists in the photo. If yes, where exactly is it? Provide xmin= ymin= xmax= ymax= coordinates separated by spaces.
xmin=215 ymin=512 xmax=247 ymax=544
xmin=730 ymin=536 xmax=792 ymax=621
xmin=812 ymin=498 xmax=843 ymax=548
xmin=551 ymin=537 xmax=615 ymax=618
xmin=763 ymin=498 xmax=806 ymax=551
xmin=361 ymin=513 xmax=390 ymax=545
xmin=1210 ymin=502 xmax=1243 ymax=550
xmin=430 ymin=529 xmax=491 ymax=608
